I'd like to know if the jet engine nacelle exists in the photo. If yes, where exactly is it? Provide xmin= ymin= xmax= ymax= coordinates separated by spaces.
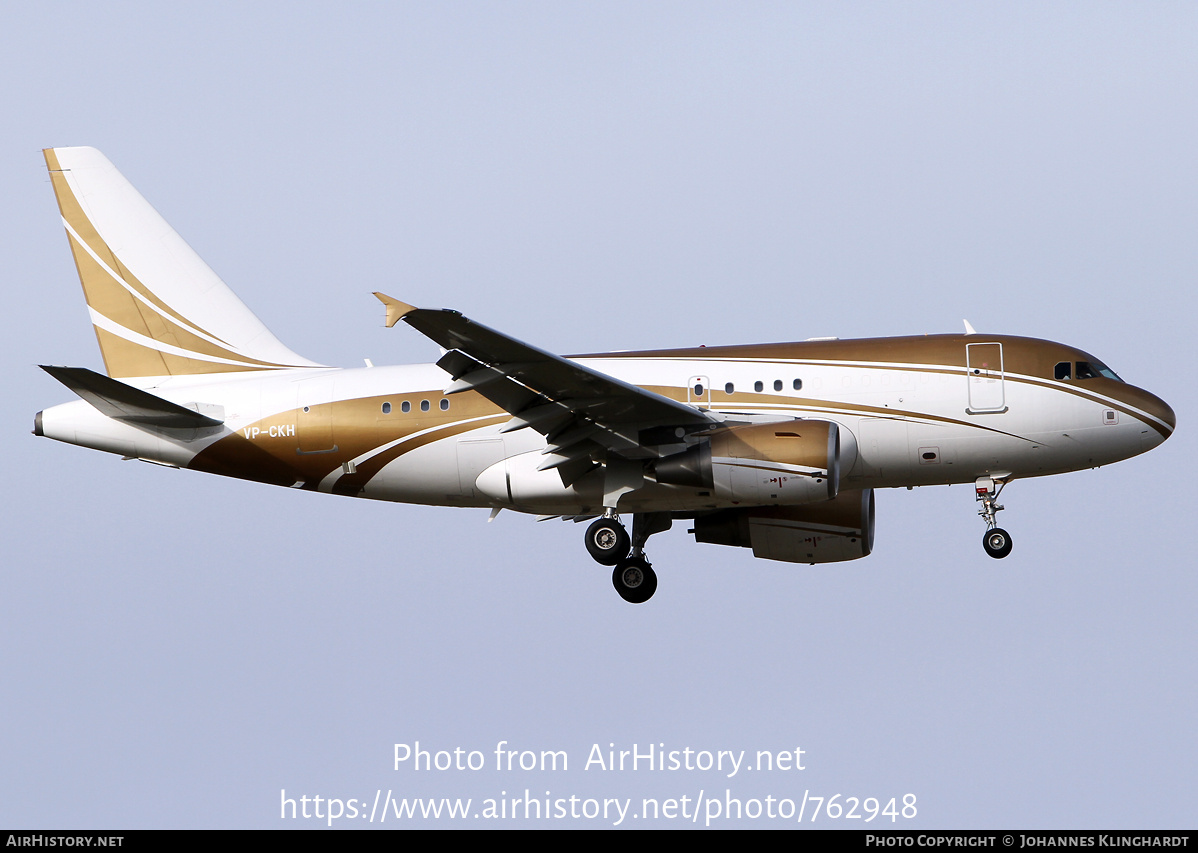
xmin=691 ymin=488 xmax=875 ymax=564
xmin=656 ymin=420 xmax=840 ymax=505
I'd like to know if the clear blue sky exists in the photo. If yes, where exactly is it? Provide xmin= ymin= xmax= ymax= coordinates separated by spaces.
xmin=3 ymin=2 xmax=1195 ymax=828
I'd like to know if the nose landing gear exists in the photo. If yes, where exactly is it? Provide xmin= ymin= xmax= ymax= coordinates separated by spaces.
xmin=975 ymin=476 xmax=1012 ymax=559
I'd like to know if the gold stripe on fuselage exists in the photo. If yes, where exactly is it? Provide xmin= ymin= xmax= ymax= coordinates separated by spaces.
xmin=586 ymin=333 xmax=1172 ymax=439
xmin=188 ymin=333 xmax=1171 ymax=494
xmin=189 ymin=390 xmax=509 ymax=491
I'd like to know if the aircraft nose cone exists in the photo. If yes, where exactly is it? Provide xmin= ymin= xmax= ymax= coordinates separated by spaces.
xmin=1157 ymin=397 xmax=1176 ymax=434
xmin=1107 ymin=382 xmax=1174 ymax=452
xmin=1146 ymin=391 xmax=1175 ymax=434
xmin=1136 ymin=388 xmax=1175 ymax=451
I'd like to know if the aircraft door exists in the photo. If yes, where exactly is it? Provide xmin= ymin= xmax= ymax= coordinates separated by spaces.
xmin=966 ymin=343 xmax=1006 ymax=413
xmin=296 ymin=375 xmax=338 ymax=453
xmin=687 ymin=375 xmax=711 ymax=409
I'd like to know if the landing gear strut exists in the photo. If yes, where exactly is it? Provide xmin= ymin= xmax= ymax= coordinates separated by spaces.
xmin=975 ymin=476 xmax=1013 ymax=559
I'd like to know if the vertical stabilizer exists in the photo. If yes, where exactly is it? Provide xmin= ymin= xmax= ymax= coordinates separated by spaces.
xmin=44 ymin=147 xmax=323 ymax=378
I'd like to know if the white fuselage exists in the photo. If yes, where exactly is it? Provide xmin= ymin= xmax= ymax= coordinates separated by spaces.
xmin=37 ymin=337 xmax=1171 ymax=518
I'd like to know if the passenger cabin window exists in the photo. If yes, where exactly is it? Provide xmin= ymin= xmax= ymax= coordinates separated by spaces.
xmin=724 ymin=382 xmax=735 ymax=395
xmin=381 ymin=402 xmax=392 ymax=414
xmin=793 ymin=378 xmax=803 ymax=391
xmin=754 ymin=381 xmax=764 ymax=392
xmin=773 ymin=380 xmax=783 ymax=391
xmin=401 ymin=401 xmax=411 ymax=413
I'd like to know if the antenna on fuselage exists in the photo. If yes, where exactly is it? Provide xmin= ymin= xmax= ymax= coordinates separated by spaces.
xmin=963 ymin=319 xmax=977 ymax=335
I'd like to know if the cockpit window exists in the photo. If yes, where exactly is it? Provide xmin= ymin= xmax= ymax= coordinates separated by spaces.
xmin=1076 ymin=361 xmax=1122 ymax=381
xmin=1055 ymin=360 xmax=1122 ymax=382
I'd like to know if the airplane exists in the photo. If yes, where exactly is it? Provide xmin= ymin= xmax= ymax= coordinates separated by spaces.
xmin=34 ymin=147 xmax=1176 ymax=603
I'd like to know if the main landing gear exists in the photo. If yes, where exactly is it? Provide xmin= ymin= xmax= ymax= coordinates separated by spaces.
xmin=612 ymin=557 xmax=657 ymax=605
xmin=975 ymin=476 xmax=1013 ymax=559
xmin=584 ymin=512 xmax=671 ymax=604
xmin=584 ymin=516 xmax=629 ymax=566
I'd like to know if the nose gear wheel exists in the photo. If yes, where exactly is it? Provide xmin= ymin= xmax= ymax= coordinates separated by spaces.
xmin=982 ymin=527 xmax=1013 ymax=559
xmin=975 ymin=476 xmax=1013 ymax=559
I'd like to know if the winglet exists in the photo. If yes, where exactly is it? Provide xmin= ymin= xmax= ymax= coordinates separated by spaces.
xmin=374 ymin=292 xmax=417 ymax=328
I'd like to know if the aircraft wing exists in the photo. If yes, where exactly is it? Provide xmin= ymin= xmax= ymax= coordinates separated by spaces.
xmin=375 ymin=293 xmax=717 ymax=462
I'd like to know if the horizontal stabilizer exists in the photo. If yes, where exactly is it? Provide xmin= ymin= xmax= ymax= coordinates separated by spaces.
xmin=40 ymin=365 xmax=224 ymax=429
